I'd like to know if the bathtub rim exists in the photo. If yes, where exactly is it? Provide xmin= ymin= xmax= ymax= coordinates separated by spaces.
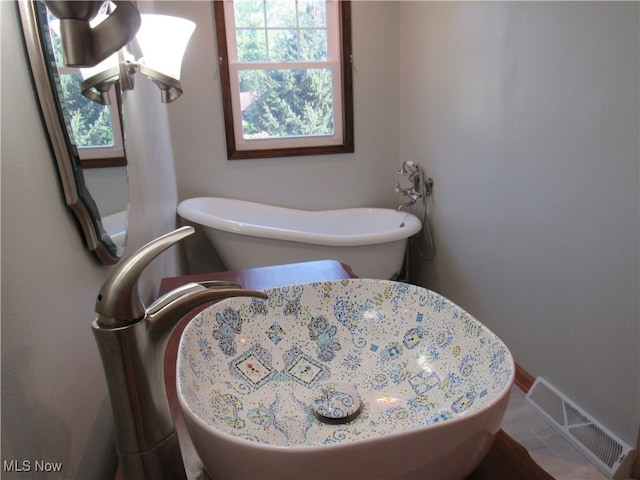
xmin=177 ymin=197 xmax=422 ymax=247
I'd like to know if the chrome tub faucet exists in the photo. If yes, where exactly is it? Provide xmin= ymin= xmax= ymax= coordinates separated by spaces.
xmin=92 ymin=226 xmax=267 ymax=479
xmin=395 ymin=161 xmax=433 ymax=212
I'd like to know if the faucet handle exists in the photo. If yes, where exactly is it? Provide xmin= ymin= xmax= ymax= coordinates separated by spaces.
xmin=199 ymin=281 xmax=243 ymax=289
xmin=144 ymin=281 xmax=248 ymax=317
xmin=146 ymin=282 xmax=268 ymax=334
xmin=95 ymin=226 xmax=195 ymax=327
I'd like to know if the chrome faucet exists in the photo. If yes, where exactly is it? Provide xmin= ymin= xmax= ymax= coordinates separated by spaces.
xmin=395 ymin=161 xmax=433 ymax=211
xmin=92 ymin=226 xmax=268 ymax=479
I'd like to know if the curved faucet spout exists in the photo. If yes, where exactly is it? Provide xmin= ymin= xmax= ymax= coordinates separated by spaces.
xmin=92 ymin=227 xmax=269 ymax=480
xmin=396 ymin=196 xmax=418 ymax=212
xmin=95 ymin=226 xmax=195 ymax=327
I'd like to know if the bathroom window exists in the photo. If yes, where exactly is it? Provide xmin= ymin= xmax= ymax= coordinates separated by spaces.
xmin=214 ymin=0 xmax=353 ymax=159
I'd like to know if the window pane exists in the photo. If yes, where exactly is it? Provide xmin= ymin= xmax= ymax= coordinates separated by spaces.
xmin=300 ymin=28 xmax=327 ymax=61
xmin=266 ymin=28 xmax=327 ymax=61
xmin=298 ymin=0 xmax=326 ymax=28
xmin=237 ymin=28 xmax=268 ymax=61
xmin=233 ymin=0 xmax=265 ymax=28
xmin=59 ymin=74 xmax=115 ymax=148
xmin=268 ymin=29 xmax=299 ymax=61
xmin=265 ymin=0 xmax=297 ymax=28
xmin=235 ymin=0 xmax=328 ymax=63
xmin=239 ymin=68 xmax=334 ymax=139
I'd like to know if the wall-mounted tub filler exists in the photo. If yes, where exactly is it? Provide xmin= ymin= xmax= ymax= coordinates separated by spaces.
xmin=395 ymin=160 xmax=433 ymax=212
xmin=92 ymin=226 xmax=267 ymax=480
xmin=396 ymin=161 xmax=435 ymax=262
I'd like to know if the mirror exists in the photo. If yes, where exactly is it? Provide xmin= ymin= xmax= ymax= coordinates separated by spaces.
xmin=18 ymin=0 xmax=129 ymax=264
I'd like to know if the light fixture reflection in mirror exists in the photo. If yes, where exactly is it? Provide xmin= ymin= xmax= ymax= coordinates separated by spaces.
xmin=20 ymin=0 xmax=196 ymax=263
xmin=43 ymin=0 xmax=141 ymax=67
xmin=19 ymin=0 xmax=129 ymax=264
xmin=81 ymin=14 xmax=196 ymax=104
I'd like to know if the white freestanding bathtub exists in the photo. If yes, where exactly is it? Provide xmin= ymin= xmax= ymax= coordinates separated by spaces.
xmin=101 ymin=210 xmax=127 ymax=257
xmin=177 ymin=197 xmax=422 ymax=279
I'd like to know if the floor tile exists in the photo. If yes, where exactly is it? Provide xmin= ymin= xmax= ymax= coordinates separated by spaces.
xmin=502 ymin=386 xmax=608 ymax=480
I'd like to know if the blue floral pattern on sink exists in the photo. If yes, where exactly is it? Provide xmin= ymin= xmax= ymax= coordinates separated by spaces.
xmin=177 ymin=279 xmax=514 ymax=447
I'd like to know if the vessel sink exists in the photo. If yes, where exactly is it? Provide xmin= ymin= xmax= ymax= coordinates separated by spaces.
xmin=177 ymin=279 xmax=514 ymax=479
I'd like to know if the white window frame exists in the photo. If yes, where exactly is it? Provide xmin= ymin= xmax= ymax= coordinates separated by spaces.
xmin=215 ymin=0 xmax=354 ymax=159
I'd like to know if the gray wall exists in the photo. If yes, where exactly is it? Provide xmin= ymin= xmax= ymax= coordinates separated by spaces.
xmin=1 ymin=2 xmax=185 ymax=478
xmin=398 ymin=2 xmax=639 ymax=446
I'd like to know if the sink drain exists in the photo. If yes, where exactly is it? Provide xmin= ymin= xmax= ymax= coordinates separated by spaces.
xmin=311 ymin=382 xmax=361 ymax=424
